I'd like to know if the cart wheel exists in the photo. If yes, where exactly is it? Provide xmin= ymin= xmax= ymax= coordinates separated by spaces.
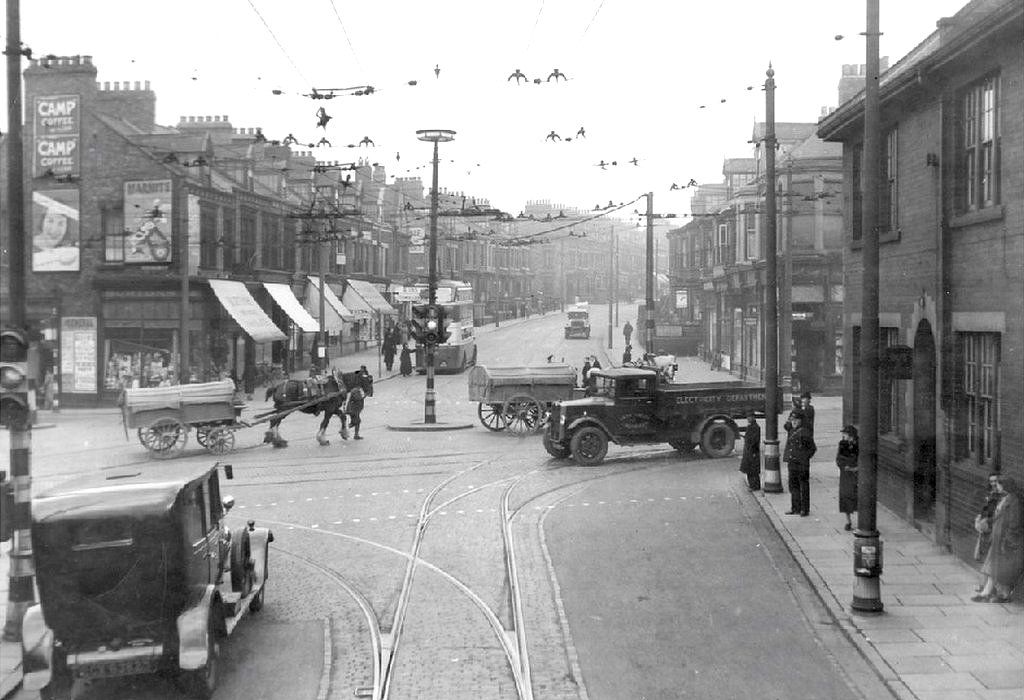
xmin=478 ymin=403 xmax=509 ymax=432
xmin=138 ymin=418 xmax=188 ymax=458
xmin=195 ymin=427 xmax=211 ymax=448
xmin=204 ymin=426 xmax=236 ymax=454
xmin=504 ymin=395 xmax=543 ymax=436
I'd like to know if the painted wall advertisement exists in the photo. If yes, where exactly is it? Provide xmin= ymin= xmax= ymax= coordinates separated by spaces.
xmin=32 ymin=189 xmax=80 ymax=272
xmin=34 ymin=94 xmax=80 ymax=178
xmin=61 ymin=316 xmax=97 ymax=393
xmin=187 ymin=193 xmax=201 ymax=274
xmin=409 ymin=227 xmax=425 ymax=255
xmin=124 ymin=180 xmax=173 ymax=263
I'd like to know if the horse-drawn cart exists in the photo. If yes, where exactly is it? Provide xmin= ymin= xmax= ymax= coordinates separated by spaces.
xmin=121 ymin=379 xmax=246 ymax=458
xmin=467 ymin=364 xmax=579 ymax=435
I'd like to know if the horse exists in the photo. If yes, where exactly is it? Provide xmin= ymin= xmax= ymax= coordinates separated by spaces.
xmin=262 ymin=369 xmax=373 ymax=447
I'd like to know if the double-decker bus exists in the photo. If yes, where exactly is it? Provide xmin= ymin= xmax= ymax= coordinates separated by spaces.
xmin=413 ymin=281 xmax=478 ymax=373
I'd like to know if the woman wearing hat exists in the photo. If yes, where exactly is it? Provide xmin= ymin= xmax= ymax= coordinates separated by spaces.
xmin=837 ymin=425 xmax=859 ymax=531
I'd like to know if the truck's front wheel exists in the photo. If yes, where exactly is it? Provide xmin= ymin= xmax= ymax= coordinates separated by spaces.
xmin=570 ymin=426 xmax=608 ymax=466
xmin=700 ymin=421 xmax=736 ymax=458
xmin=543 ymin=432 xmax=571 ymax=459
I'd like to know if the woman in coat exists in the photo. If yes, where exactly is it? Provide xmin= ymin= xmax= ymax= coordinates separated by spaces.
xmin=399 ymin=343 xmax=413 ymax=377
xmin=738 ymin=412 xmax=761 ymax=490
xmin=973 ymin=474 xmax=1023 ymax=603
xmin=837 ymin=425 xmax=859 ymax=531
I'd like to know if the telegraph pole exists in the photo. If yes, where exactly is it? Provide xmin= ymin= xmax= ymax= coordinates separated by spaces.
xmin=3 ymin=0 xmax=36 ymax=643
xmin=607 ymin=224 xmax=614 ymax=350
xmin=645 ymin=193 xmax=655 ymax=353
xmin=762 ymin=64 xmax=783 ymax=494
xmin=852 ymin=0 xmax=884 ymax=613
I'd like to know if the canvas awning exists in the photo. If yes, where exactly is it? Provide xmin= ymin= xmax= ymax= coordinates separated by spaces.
xmin=208 ymin=279 xmax=287 ymax=343
xmin=305 ymin=276 xmax=353 ymax=331
xmin=346 ymin=279 xmax=397 ymax=315
xmin=331 ymin=283 xmax=373 ymax=318
xmin=263 ymin=282 xmax=319 ymax=332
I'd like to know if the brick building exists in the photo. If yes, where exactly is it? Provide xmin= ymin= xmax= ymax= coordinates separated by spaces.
xmin=1 ymin=55 xmax=402 ymax=405
xmin=817 ymin=0 xmax=1023 ymax=559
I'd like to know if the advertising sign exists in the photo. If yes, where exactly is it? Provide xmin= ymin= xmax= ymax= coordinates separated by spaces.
xmin=675 ymin=289 xmax=689 ymax=309
xmin=409 ymin=227 xmax=425 ymax=255
xmin=32 ymin=189 xmax=80 ymax=272
xmin=60 ymin=316 xmax=97 ymax=393
xmin=124 ymin=180 xmax=173 ymax=263
xmin=34 ymin=94 xmax=80 ymax=178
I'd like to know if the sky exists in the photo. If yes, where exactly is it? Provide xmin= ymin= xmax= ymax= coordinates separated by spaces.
xmin=2 ymin=0 xmax=970 ymax=218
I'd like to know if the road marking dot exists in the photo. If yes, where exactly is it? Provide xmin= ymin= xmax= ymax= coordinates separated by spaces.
xmin=270 ymin=503 xmax=277 ymax=506
xmin=333 ymin=521 xmax=343 ymax=525
xmin=598 ymin=501 xmax=606 ymax=505
xmin=582 ymin=502 xmax=590 ymax=506
xmin=311 ymin=524 xmax=319 ymax=528
xmin=456 ymin=510 xmax=465 ymax=515
xmin=369 ymin=517 xmax=378 ymax=521
xmin=306 ymin=498 xmax=314 ymax=502
xmin=288 ymin=500 xmax=295 ymax=503
xmin=353 ymin=519 xmax=361 ymax=523
xmin=439 ymin=511 xmax=447 ymax=516
xmin=476 ymin=509 xmax=484 ymax=513
xmin=388 ymin=515 xmax=396 ymax=520
xmin=238 ymin=505 xmax=247 ymax=509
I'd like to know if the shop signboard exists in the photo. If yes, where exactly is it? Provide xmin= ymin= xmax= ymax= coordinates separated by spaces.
xmin=33 ymin=94 xmax=79 ymax=178
xmin=124 ymin=180 xmax=173 ymax=263
xmin=675 ymin=289 xmax=689 ymax=309
xmin=187 ymin=194 xmax=201 ymax=274
xmin=32 ymin=189 xmax=80 ymax=272
xmin=60 ymin=316 xmax=97 ymax=393
xmin=409 ymin=227 xmax=425 ymax=255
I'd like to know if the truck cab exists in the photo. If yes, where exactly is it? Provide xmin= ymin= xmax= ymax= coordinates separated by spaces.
xmin=544 ymin=367 xmax=778 ymax=466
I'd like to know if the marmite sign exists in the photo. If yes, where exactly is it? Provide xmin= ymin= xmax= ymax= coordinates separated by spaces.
xmin=34 ymin=95 xmax=80 ymax=178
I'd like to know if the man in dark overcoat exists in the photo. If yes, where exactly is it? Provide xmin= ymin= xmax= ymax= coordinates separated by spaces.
xmin=783 ymin=411 xmax=816 ymax=516
xmin=739 ymin=412 xmax=761 ymax=490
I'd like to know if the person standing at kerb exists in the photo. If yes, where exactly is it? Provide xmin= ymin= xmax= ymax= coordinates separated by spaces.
xmin=739 ymin=412 xmax=761 ymax=491
xmin=623 ymin=320 xmax=633 ymax=348
xmin=783 ymin=411 xmax=816 ymax=516
xmin=837 ymin=425 xmax=859 ymax=531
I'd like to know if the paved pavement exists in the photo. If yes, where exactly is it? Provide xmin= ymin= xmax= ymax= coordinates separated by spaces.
xmin=2 ymin=318 xmax=1021 ymax=699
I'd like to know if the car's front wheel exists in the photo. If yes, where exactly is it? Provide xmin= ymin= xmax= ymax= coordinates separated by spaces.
xmin=570 ymin=426 xmax=608 ymax=466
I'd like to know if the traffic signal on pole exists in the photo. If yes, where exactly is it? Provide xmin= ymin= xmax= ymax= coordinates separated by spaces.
xmin=436 ymin=307 xmax=451 ymax=344
xmin=411 ymin=304 xmax=429 ymax=344
xmin=423 ymin=304 xmax=442 ymax=345
xmin=0 ymin=328 xmax=33 ymax=428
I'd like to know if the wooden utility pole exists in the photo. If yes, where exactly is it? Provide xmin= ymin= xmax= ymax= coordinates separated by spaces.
xmin=645 ymin=193 xmax=654 ymax=353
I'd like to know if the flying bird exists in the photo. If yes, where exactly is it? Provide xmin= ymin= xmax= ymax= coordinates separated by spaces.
xmin=282 ymin=133 xmax=299 ymax=146
xmin=547 ymin=68 xmax=568 ymax=82
xmin=576 ymin=126 xmax=586 ymax=138
xmin=545 ymin=130 xmax=562 ymax=142
xmin=508 ymin=69 xmax=528 ymax=84
xmin=315 ymin=107 xmax=332 ymax=129
xmin=359 ymin=136 xmax=375 ymax=147
xmin=629 ymin=158 xmax=639 ymax=166
xmin=434 ymin=64 xmax=441 ymax=78
xmin=316 ymin=137 xmax=331 ymax=147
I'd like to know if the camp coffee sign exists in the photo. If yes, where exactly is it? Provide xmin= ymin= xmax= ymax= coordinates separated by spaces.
xmin=34 ymin=95 xmax=80 ymax=178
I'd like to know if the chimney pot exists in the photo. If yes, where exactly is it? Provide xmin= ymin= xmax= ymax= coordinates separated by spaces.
xmin=103 ymin=81 xmax=110 ymax=90
xmin=145 ymin=80 xmax=150 ymax=90
xmin=222 ymin=115 xmax=228 ymax=121
xmin=83 ymin=55 xmax=93 ymax=65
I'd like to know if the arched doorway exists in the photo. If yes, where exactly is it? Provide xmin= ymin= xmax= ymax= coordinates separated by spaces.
xmin=913 ymin=320 xmax=937 ymax=524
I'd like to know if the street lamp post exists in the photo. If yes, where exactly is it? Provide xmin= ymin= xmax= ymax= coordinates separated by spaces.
xmin=416 ymin=129 xmax=455 ymax=424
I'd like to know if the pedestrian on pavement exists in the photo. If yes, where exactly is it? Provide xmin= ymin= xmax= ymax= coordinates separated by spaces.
xmin=837 ymin=425 xmax=859 ymax=531
xmin=581 ymin=358 xmax=592 ymax=388
xmin=783 ymin=396 xmax=802 ymax=434
xmin=623 ymin=320 xmax=633 ymax=347
xmin=591 ymin=356 xmax=602 ymax=370
xmin=622 ymin=344 xmax=632 ymax=365
xmin=973 ymin=473 xmax=1023 ymax=603
xmin=739 ymin=411 xmax=761 ymax=490
xmin=799 ymin=391 xmax=815 ymax=437
xmin=783 ymin=410 xmax=816 ymax=516
xmin=973 ymin=478 xmax=1002 ymax=563
xmin=399 ymin=343 xmax=413 ymax=377
xmin=382 ymin=331 xmax=397 ymax=372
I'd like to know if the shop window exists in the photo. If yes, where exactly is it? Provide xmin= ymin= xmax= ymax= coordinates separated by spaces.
xmin=239 ymin=209 xmax=257 ymax=269
xmin=955 ymin=333 xmax=999 ymax=466
xmin=878 ymin=327 xmax=904 ymax=436
xmin=879 ymin=127 xmax=898 ymax=233
xmin=833 ymin=330 xmax=843 ymax=376
xmin=957 ymin=74 xmax=1000 ymax=213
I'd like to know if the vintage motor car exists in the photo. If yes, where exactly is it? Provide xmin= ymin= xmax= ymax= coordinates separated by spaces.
xmin=564 ymin=302 xmax=591 ymax=339
xmin=21 ymin=461 xmax=272 ymax=699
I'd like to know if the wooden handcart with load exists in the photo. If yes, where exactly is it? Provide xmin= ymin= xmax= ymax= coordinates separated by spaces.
xmin=120 ymin=379 xmax=247 ymax=459
xmin=467 ymin=363 xmax=579 ymax=435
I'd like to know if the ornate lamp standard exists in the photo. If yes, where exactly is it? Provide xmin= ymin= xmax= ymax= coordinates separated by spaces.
xmin=415 ymin=129 xmax=455 ymax=424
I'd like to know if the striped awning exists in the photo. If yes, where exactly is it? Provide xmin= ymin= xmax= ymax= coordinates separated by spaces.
xmin=263 ymin=282 xmax=319 ymax=332
xmin=345 ymin=279 xmax=397 ymax=315
xmin=208 ymin=279 xmax=286 ymax=343
xmin=305 ymin=276 xmax=354 ymax=331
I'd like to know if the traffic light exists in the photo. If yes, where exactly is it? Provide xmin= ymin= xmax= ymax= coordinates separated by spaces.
xmin=436 ymin=307 xmax=451 ymax=344
xmin=411 ymin=304 xmax=429 ymax=344
xmin=423 ymin=304 xmax=442 ymax=345
xmin=0 ymin=328 xmax=32 ymax=428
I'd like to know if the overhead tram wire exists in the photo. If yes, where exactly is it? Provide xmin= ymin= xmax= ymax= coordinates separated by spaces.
xmin=327 ymin=0 xmax=363 ymax=72
xmin=581 ymin=0 xmax=607 ymax=36
xmin=246 ymin=0 xmax=309 ymax=85
xmin=508 ymin=195 xmax=643 ymax=245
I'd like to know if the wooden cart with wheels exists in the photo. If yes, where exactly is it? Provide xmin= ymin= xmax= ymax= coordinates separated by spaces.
xmin=467 ymin=364 xmax=579 ymax=435
xmin=121 ymin=380 xmax=245 ymax=458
